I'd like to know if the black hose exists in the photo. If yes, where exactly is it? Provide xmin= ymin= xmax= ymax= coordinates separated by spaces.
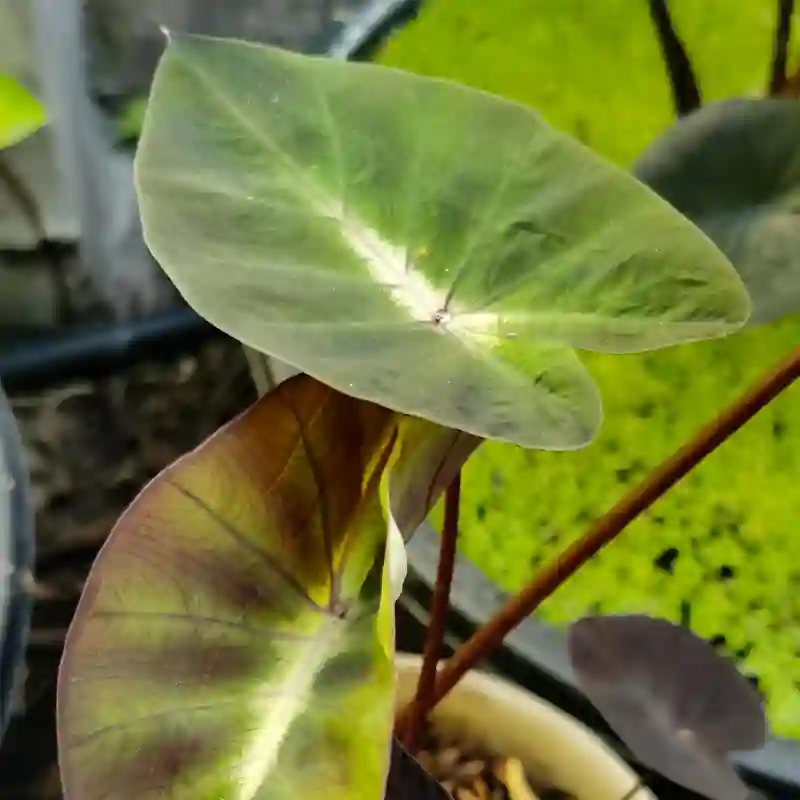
xmin=0 ymin=306 xmax=218 ymax=392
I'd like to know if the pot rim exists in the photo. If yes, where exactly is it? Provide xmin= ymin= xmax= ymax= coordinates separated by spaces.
xmin=402 ymin=523 xmax=800 ymax=796
xmin=394 ymin=652 xmax=654 ymax=800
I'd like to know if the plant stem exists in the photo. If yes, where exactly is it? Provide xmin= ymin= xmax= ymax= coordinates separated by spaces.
xmin=243 ymin=346 xmax=278 ymax=396
xmin=777 ymin=68 xmax=800 ymax=96
xmin=400 ymin=473 xmax=461 ymax=752
xmin=411 ymin=345 xmax=800 ymax=718
xmin=648 ymin=0 xmax=702 ymax=116
xmin=770 ymin=0 xmax=795 ymax=94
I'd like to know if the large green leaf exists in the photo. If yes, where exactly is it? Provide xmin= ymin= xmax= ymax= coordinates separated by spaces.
xmin=135 ymin=35 xmax=749 ymax=448
xmin=58 ymin=375 xmax=400 ymax=800
xmin=635 ymin=98 xmax=800 ymax=326
xmin=0 ymin=75 xmax=45 ymax=149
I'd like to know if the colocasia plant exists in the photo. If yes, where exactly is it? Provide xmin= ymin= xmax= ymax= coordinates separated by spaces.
xmin=55 ymin=27 xmax=800 ymax=800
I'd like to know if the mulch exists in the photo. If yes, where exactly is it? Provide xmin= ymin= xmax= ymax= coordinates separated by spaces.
xmin=418 ymin=724 xmax=576 ymax=800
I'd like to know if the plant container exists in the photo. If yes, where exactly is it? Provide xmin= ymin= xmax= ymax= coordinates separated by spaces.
xmin=394 ymin=653 xmax=655 ymax=800
xmin=398 ymin=526 xmax=800 ymax=800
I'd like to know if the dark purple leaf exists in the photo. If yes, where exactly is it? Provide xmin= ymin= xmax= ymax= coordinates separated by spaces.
xmin=568 ymin=615 xmax=767 ymax=800
xmin=385 ymin=737 xmax=452 ymax=800
xmin=634 ymin=98 xmax=800 ymax=325
xmin=389 ymin=419 xmax=481 ymax=538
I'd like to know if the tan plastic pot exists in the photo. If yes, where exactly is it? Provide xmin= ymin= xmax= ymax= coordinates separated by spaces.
xmin=394 ymin=654 xmax=655 ymax=800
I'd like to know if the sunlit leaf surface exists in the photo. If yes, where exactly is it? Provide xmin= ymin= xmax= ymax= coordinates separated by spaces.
xmin=635 ymin=99 xmax=800 ymax=326
xmin=0 ymin=75 xmax=45 ymax=149
xmin=58 ymin=375 xmax=400 ymax=800
xmin=135 ymin=35 xmax=749 ymax=448
xmin=568 ymin=615 xmax=767 ymax=800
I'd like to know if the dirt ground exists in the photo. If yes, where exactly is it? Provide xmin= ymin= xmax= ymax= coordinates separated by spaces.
xmin=1 ymin=339 xmax=255 ymax=798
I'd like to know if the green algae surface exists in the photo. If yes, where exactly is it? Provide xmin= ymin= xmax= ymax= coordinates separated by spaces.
xmin=380 ymin=0 xmax=800 ymax=739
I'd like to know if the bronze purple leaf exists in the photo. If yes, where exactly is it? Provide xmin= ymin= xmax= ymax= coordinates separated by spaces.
xmin=568 ymin=614 xmax=767 ymax=800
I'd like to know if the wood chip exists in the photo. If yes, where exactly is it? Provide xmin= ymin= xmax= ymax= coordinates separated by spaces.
xmin=496 ymin=758 xmax=540 ymax=800
xmin=417 ymin=725 xmax=574 ymax=800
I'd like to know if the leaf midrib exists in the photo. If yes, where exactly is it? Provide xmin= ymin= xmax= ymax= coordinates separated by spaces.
xmin=165 ymin=41 xmax=451 ymax=327
xmin=236 ymin=613 xmax=346 ymax=800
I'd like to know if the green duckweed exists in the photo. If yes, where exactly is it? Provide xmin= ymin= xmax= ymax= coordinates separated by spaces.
xmin=380 ymin=0 xmax=800 ymax=739
xmin=379 ymin=0 xmax=798 ymax=167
